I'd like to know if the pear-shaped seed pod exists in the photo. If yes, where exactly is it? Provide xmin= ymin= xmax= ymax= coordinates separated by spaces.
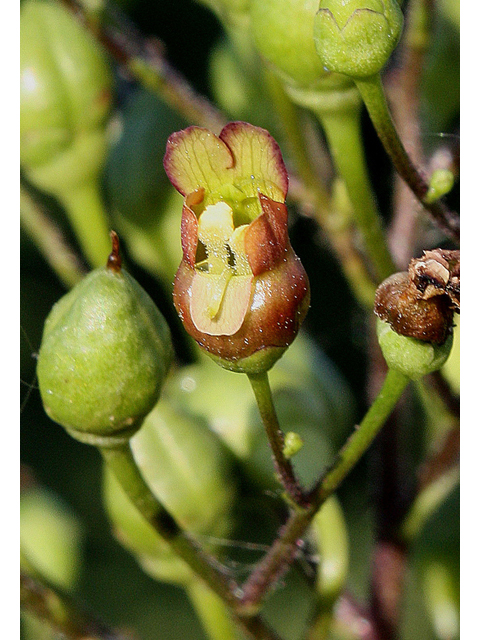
xmin=37 ymin=239 xmax=173 ymax=445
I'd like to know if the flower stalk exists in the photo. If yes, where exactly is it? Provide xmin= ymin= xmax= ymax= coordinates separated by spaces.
xmin=238 ymin=368 xmax=410 ymax=614
xmin=248 ymin=372 xmax=308 ymax=507
xmin=100 ymin=443 xmax=239 ymax=604
xmin=354 ymin=74 xmax=459 ymax=243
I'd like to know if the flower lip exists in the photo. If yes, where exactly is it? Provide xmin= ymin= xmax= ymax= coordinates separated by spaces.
xmin=179 ymin=188 xmax=290 ymax=278
xmin=164 ymin=121 xmax=289 ymax=204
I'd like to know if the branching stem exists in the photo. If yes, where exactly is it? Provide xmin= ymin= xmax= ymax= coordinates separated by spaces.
xmin=239 ymin=368 xmax=409 ymax=614
xmin=355 ymin=74 xmax=459 ymax=243
xmin=100 ymin=443 xmax=282 ymax=640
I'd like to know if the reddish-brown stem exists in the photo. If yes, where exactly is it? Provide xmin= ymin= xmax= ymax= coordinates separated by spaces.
xmin=386 ymin=0 xmax=433 ymax=267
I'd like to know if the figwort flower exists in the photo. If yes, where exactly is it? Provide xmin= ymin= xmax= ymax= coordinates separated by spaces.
xmin=164 ymin=122 xmax=310 ymax=373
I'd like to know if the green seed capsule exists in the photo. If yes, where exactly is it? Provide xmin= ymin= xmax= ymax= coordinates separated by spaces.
xmin=250 ymin=0 xmax=351 ymax=91
xmin=37 ymin=238 xmax=173 ymax=445
xmin=376 ymin=318 xmax=453 ymax=380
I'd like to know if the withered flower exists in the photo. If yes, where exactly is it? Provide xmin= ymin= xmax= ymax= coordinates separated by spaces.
xmin=164 ymin=122 xmax=310 ymax=373
xmin=373 ymin=250 xmax=459 ymax=380
xmin=374 ymin=249 xmax=460 ymax=345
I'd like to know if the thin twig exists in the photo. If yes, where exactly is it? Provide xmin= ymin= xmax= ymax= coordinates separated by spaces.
xmin=355 ymin=74 xmax=459 ymax=244
xmin=248 ymin=372 xmax=309 ymax=508
xmin=386 ymin=0 xmax=434 ymax=267
xmin=238 ymin=370 xmax=410 ymax=614
xmin=60 ymin=0 xmax=227 ymax=132
xmin=20 ymin=185 xmax=87 ymax=289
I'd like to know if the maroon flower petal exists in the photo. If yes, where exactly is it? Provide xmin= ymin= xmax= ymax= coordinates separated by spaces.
xmin=164 ymin=126 xmax=234 ymax=196
xmin=180 ymin=189 xmax=204 ymax=267
xmin=219 ymin=122 xmax=289 ymax=200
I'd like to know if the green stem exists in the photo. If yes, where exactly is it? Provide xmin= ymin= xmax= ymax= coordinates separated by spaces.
xmin=355 ymin=74 xmax=459 ymax=243
xmin=187 ymin=579 xmax=239 ymax=640
xmin=313 ymin=102 xmax=396 ymax=282
xmin=100 ymin=444 xmax=282 ymax=640
xmin=248 ymin=372 xmax=308 ymax=508
xmin=239 ymin=368 xmax=409 ymax=614
xmin=310 ymin=368 xmax=409 ymax=503
xmin=100 ymin=443 xmax=239 ymax=607
xmin=59 ymin=179 xmax=112 ymax=269
xmin=282 ymin=84 xmax=381 ymax=305
xmin=20 ymin=185 xmax=87 ymax=289
xmin=263 ymin=69 xmax=331 ymax=219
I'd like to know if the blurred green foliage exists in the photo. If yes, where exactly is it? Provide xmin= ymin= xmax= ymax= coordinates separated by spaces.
xmin=20 ymin=1 xmax=459 ymax=639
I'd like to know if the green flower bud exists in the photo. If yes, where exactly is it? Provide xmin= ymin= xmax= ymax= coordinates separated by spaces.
xmin=376 ymin=318 xmax=453 ymax=380
xmin=283 ymin=432 xmax=304 ymax=459
xmin=20 ymin=0 xmax=113 ymax=194
xmin=37 ymin=235 xmax=173 ymax=446
xmin=250 ymin=0 xmax=352 ymax=91
xmin=103 ymin=399 xmax=236 ymax=584
xmin=424 ymin=169 xmax=455 ymax=205
xmin=314 ymin=0 xmax=404 ymax=79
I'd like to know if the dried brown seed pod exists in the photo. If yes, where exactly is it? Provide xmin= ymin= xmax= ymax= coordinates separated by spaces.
xmin=374 ymin=249 xmax=459 ymax=345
